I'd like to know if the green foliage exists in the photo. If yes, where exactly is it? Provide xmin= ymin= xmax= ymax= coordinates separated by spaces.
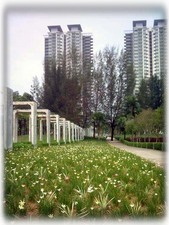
xmin=149 ymin=76 xmax=164 ymax=109
xmin=43 ymin=61 xmax=82 ymax=125
xmin=120 ymin=139 xmax=165 ymax=151
xmin=137 ymin=79 xmax=150 ymax=109
xmin=125 ymin=119 xmax=137 ymax=137
xmin=13 ymin=91 xmax=34 ymax=101
xmin=137 ymin=76 xmax=164 ymax=110
xmin=92 ymin=112 xmax=107 ymax=138
xmin=5 ymin=140 xmax=165 ymax=219
xmin=124 ymin=95 xmax=141 ymax=118
xmin=125 ymin=107 xmax=164 ymax=137
xmin=122 ymin=52 xmax=135 ymax=96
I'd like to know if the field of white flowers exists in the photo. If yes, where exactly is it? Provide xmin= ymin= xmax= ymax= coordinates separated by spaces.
xmin=4 ymin=139 xmax=165 ymax=220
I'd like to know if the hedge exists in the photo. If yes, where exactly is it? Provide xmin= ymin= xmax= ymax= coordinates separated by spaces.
xmin=120 ymin=139 xmax=165 ymax=151
xmin=125 ymin=137 xmax=163 ymax=143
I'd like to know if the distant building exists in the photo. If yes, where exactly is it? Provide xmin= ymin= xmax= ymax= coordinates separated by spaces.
xmin=44 ymin=24 xmax=93 ymax=77
xmin=82 ymin=34 xmax=93 ymax=75
xmin=124 ymin=19 xmax=166 ymax=94
xmin=152 ymin=20 xmax=166 ymax=79
xmin=44 ymin=25 xmax=64 ymax=69
xmin=65 ymin=24 xmax=83 ymax=76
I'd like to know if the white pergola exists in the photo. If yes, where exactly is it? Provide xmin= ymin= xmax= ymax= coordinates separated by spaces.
xmin=13 ymin=101 xmax=37 ymax=146
xmin=12 ymin=101 xmax=84 ymax=148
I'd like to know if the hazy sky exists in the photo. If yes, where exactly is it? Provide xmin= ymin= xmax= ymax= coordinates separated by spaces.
xmin=5 ymin=6 xmax=165 ymax=94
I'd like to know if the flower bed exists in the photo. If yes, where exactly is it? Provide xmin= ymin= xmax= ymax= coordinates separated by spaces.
xmin=4 ymin=140 xmax=165 ymax=220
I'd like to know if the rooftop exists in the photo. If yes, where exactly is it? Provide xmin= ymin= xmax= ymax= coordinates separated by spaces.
xmin=154 ymin=19 xmax=166 ymax=26
xmin=48 ymin=25 xmax=63 ymax=32
xmin=67 ymin=24 xmax=82 ymax=32
xmin=133 ymin=20 xmax=147 ymax=27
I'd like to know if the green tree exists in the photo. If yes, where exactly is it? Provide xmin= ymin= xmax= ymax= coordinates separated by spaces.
xmin=122 ymin=51 xmax=135 ymax=96
xmin=92 ymin=112 xmax=106 ymax=138
xmin=125 ymin=119 xmax=137 ymax=139
xmin=101 ymin=46 xmax=126 ymax=141
xmin=91 ymin=51 xmax=105 ymax=113
xmin=13 ymin=91 xmax=33 ymax=101
xmin=43 ymin=59 xmax=82 ymax=125
xmin=135 ymin=109 xmax=154 ymax=136
xmin=116 ymin=116 xmax=127 ymax=139
xmin=153 ymin=106 xmax=164 ymax=135
xmin=137 ymin=79 xmax=150 ymax=109
xmin=30 ymin=75 xmax=44 ymax=108
xmin=149 ymin=75 xmax=164 ymax=109
xmin=125 ymin=95 xmax=140 ymax=118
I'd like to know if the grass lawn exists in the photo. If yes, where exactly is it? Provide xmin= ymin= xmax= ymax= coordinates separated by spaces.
xmin=4 ymin=139 xmax=165 ymax=220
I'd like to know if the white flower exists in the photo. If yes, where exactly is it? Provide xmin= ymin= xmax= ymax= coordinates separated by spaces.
xmin=18 ymin=199 xmax=25 ymax=210
xmin=87 ymin=185 xmax=94 ymax=193
xmin=48 ymin=214 xmax=53 ymax=218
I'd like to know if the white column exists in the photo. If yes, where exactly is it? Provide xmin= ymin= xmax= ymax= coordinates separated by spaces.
xmin=46 ymin=110 xmax=50 ymax=145
xmin=29 ymin=115 xmax=32 ymax=142
xmin=40 ymin=119 xmax=43 ymax=141
xmin=71 ymin=123 xmax=74 ymax=142
xmin=77 ymin=126 xmax=80 ymax=141
xmin=13 ymin=110 xmax=18 ymax=143
xmin=67 ymin=121 xmax=71 ymax=143
xmin=63 ymin=118 xmax=66 ymax=144
xmin=74 ymin=125 xmax=77 ymax=141
xmin=4 ymin=87 xmax=13 ymax=149
xmin=80 ymin=127 xmax=83 ymax=140
xmin=31 ymin=102 xmax=37 ymax=146
xmin=53 ymin=123 xmax=56 ymax=140
xmin=56 ymin=115 xmax=60 ymax=144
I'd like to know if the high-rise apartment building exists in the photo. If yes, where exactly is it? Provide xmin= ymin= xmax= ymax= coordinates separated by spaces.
xmin=44 ymin=24 xmax=93 ymax=77
xmin=152 ymin=19 xmax=166 ymax=78
xmin=44 ymin=26 xmax=64 ymax=68
xmin=124 ymin=19 xmax=166 ymax=94
xmin=65 ymin=24 xmax=83 ymax=76
xmin=82 ymin=34 xmax=93 ymax=74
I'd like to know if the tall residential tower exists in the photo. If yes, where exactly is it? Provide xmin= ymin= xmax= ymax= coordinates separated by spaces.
xmin=44 ymin=25 xmax=64 ymax=68
xmin=44 ymin=24 xmax=93 ymax=77
xmin=124 ymin=19 xmax=166 ymax=94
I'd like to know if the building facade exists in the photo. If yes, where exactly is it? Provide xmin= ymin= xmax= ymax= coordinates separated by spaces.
xmin=82 ymin=34 xmax=93 ymax=74
xmin=152 ymin=19 xmax=167 ymax=79
xmin=124 ymin=19 xmax=166 ymax=94
xmin=44 ymin=26 xmax=64 ymax=69
xmin=44 ymin=24 xmax=93 ymax=77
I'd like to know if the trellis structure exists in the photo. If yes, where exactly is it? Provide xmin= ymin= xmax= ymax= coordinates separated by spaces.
xmin=12 ymin=101 xmax=84 ymax=148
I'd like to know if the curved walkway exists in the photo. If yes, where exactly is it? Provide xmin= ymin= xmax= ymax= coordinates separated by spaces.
xmin=107 ymin=139 xmax=166 ymax=168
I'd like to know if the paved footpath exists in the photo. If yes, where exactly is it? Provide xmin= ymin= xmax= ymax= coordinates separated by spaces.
xmin=107 ymin=139 xmax=166 ymax=168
